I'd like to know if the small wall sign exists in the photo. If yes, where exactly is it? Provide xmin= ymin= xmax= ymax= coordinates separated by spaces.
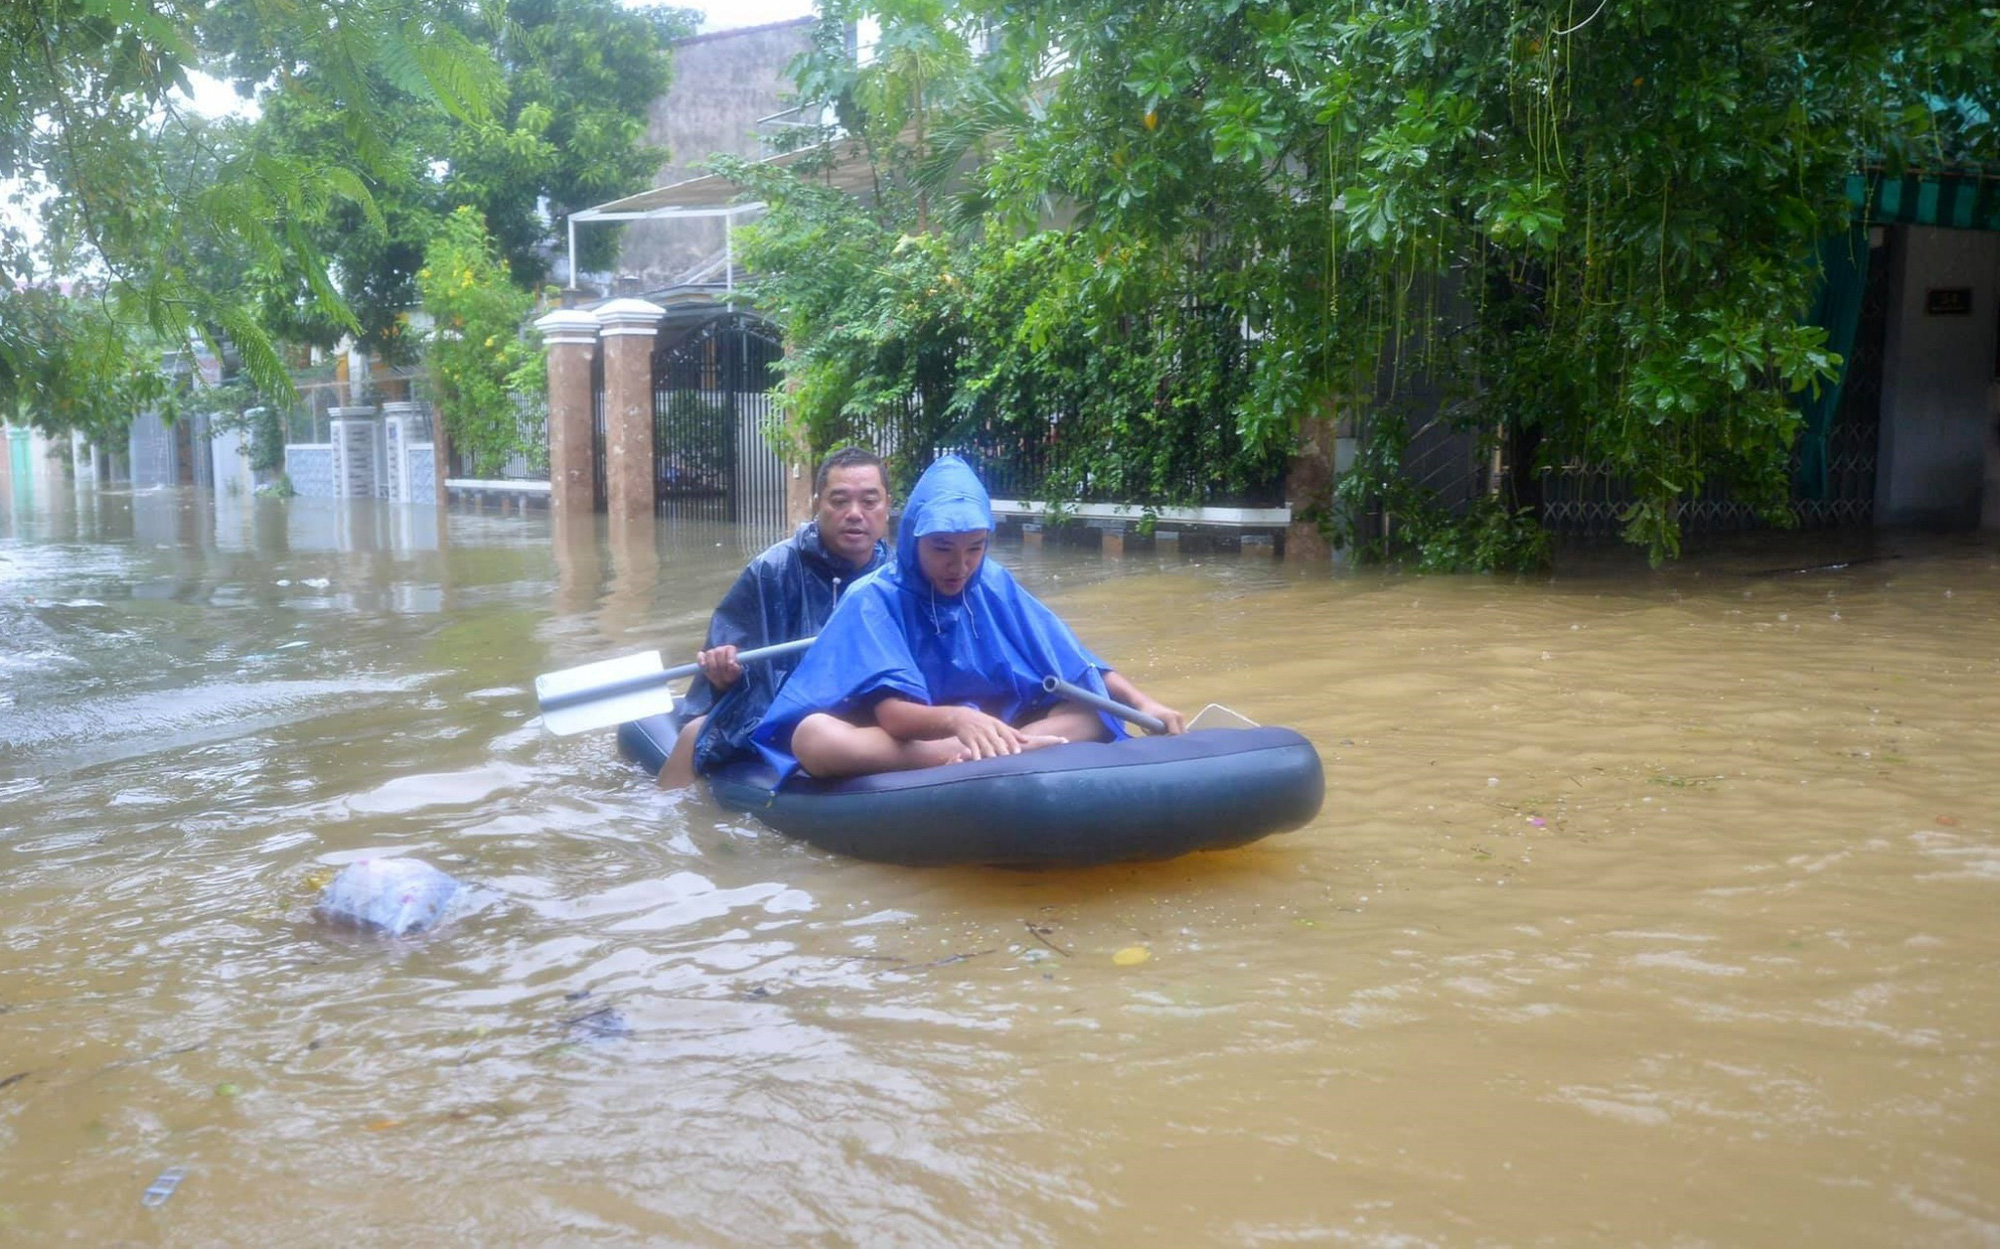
xmin=1926 ymin=287 xmax=1973 ymax=316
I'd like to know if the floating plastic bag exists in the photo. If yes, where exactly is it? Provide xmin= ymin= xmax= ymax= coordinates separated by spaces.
xmin=315 ymin=858 xmax=459 ymax=937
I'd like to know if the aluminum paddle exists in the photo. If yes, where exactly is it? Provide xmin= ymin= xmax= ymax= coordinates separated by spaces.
xmin=536 ymin=636 xmax=817 ymax=736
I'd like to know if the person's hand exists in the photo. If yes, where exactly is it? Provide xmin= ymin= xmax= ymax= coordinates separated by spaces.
xmin=947 ymin=707 xmax=1057 ymax=760
xmin=1133 ymin=697 xmax=1187 ymax=735
xmin=696 ymin=644 xmax=743 ymax=691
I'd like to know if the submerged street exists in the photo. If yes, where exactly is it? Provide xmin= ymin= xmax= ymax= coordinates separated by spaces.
xmin=2 ymin=487 xmax=1998 ymax=1244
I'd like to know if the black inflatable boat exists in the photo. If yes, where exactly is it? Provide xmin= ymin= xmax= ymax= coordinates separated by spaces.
xmin=619 ymin=713 xmax=1324 ymax=867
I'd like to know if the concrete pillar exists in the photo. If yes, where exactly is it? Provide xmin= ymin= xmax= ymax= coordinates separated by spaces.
xmin=786 ymin=458 xmax=814 ymax=527
xmin=551 ymin=506 xmax=604 ymax=615
xmin=604 ymin=508 xmax=661 ymax=644
xmin=536 ymin=308 xmax=601 ymax=518
xmin=596 ymin=298 xmax=664 ymax=526
xmin=328 ymin=405 xmax=379 ymax=498
xmin=379 ymin=400 xmax=424 ymax=502
xmin=69 ymin=430 xmax=97 ymax=490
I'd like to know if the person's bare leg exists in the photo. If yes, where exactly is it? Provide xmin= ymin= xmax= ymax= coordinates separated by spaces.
xmin=658 ymin=714 xmax=708 ymax=790
xmin=1018 ymin=705 xmax=1110 ymax=746
xmin=791 ymin=713 xmax=966 ymax=779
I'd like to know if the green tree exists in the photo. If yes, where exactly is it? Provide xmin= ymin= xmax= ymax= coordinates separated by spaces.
xmin=241 ymin=0 xmax=695 ymax=361
xmin=417 ymin=206 xmax=545 ymax=476
xmin=1 ymin=1 xmax=502 ymax=435
xmin=481 ymin=0 xmax=699 ymax=278
xmin=738 ymin=0 xmax=2000 ymax=564
xmin=731 ymin=5 xmax=1284 ymax=504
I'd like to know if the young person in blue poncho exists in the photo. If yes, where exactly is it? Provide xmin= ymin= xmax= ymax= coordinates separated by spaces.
xmin=751 ymin=455 xmax=1186 ymax=781
xmin=658 ymin=447 xmax=892 ymax=789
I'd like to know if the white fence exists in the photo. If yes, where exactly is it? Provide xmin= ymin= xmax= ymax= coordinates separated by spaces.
xmin=284 ymin=403 xmax=437 ymax=503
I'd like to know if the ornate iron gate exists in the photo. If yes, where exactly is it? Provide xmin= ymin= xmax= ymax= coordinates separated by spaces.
xmin=652 ymin=313 xmax=787 ymax=529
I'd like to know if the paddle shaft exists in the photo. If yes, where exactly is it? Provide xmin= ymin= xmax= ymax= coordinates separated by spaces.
xmin=1041 ymin=675 xmax=1168 ymax=735
xmin=537 ymin=635 xmax=817 ymax=714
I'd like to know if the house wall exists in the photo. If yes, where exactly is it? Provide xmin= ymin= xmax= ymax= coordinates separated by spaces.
xmin=3 ymin=424 xmax=62 ymax=516
xmin=1876 ymin=225 xmax=2000 ymax=528
xmin=614 ymin=20 xmax=816 ymax=290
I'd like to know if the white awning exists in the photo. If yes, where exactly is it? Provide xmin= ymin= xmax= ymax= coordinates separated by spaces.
xmin=566 ymin=138 xmax=880 ymax=291
xmin=572 ymin=139 xmax=879 ymax=222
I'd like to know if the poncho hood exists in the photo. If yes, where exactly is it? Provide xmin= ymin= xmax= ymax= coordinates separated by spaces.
xmin=890 ymin=454 xmax=993 ymax=588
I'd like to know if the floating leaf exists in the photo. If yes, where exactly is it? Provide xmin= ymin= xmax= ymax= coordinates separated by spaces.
xmin=1112 ymin=946 xmax=1151 ymax=966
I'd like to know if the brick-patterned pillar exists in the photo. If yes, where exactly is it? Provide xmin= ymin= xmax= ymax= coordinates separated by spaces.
xmin=535 ymin=308 xmax=601 ymax=518
xmin=595 ymin=298 xmax=665 ymax=527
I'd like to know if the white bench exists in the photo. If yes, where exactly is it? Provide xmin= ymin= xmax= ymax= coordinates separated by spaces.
xmin=986 ymin=498 xmax=1291 ymax=555
xmin=446 ymin=478 xmax=551 ymax=497
xmin=986 ymin=498 xmax=1290 ymax=528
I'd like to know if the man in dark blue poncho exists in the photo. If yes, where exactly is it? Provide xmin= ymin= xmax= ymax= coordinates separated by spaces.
xmin=658 ymin=446 xmax=892 ymax=788
xmin=752 ymin=455 xmax=1185 ymax=781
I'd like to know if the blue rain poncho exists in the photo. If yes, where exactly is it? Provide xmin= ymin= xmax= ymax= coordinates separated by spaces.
xmin=680 ymin=521 xmax=887 ymax=775
xmin=752 ymin=456 xmax=1124 ymax=783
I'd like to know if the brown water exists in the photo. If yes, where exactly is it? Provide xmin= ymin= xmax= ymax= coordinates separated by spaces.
xmin=2 ymin=486 xmax=1998 ymax=1245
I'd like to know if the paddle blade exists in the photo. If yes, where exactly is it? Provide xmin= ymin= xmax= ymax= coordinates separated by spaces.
xmin=1187 ymin=703 xmax=1260 ymax=731
xmin=536 ymin=650 xmax=677 ymax=737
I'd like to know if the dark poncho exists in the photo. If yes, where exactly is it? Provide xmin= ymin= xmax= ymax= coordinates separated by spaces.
xmin=681 ymin=521 xmax=887 ymax=776
xmin=751 ymin=455 xmax=1122 ymax=783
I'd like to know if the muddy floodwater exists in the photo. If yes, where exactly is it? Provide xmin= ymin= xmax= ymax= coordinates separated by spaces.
xmin=2 ymin=486 xmax=1998 ymax=1245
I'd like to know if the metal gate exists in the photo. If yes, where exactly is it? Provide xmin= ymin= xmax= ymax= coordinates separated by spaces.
xmin=652 ymin=313 xmax=788 ymax=530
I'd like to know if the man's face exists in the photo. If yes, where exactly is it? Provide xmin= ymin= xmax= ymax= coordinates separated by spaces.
xmin=814 ymin=464 xmax=891 ymax=567
xmin=916 ymin=529 xmax=987 ymax=597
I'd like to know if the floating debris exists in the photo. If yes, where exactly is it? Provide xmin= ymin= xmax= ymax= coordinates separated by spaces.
xmin=561 ymin=1005 xmax=631 ymax=1042
xmin=140 ymin=1166 xmax=187 ymax=1209
xmin=1023 ymin=920 xmax=1072 ymax=958
xmin=315 ymin=859 xmax=459 ymax=937
xmin=1745 ymin=554 xmax=1898 ymax=578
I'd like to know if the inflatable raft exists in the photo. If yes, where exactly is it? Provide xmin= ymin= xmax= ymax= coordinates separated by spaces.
xmin=619 ymin=713 xmax=1324 ymax=867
